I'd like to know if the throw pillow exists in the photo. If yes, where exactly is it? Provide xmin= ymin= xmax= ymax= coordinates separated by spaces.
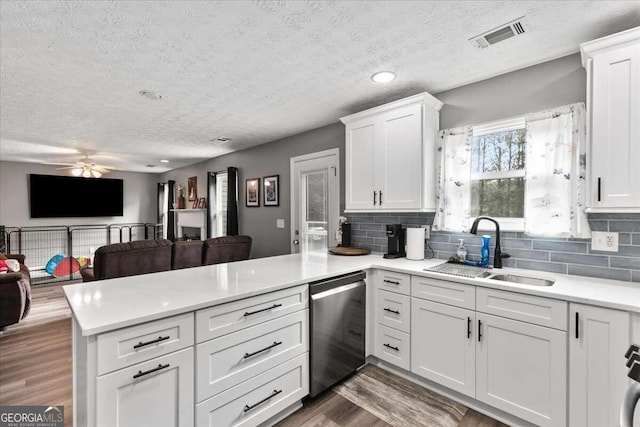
xmin=5 ymin=259 xmax=19 ymax=272
xmin=0 ymin=260 xmax=7 ymax=274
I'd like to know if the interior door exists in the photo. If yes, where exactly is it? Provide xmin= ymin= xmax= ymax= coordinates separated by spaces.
xmin=291 ymin=149 xmax=339 ymax=254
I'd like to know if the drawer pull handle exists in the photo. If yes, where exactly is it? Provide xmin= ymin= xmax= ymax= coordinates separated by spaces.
xmin=379 ymin=190 xmax=383 ymax=206
xmin=348 ymin=329 xmax=363 ymax=337
xmin=575 ymin=312 xmax=579 ymax=339
xmin=383 ymin=307 xmax=400 ymax=315
xmin=383 ymin=343 xmax=399 ymax=352
xmin=133 ymin=335 xmax=170 ymax=349
xmin=244 ymin=389 xmax=282 ymax=413
xmin=244 ymin=341 xmax=282 ymax=359
xmin=373 ymin=190 xmax=377 ymax=206
xmin=597 ymin=177 xmax=602 ymax=202
xmin=133 ymin=363 xmax=170 ymax=379
xmin=383 ymin=279 xmax=400 ymax=285
xmin=467 ymin=317 xmax=471 ymax=339
xmin=244 ymin=303 xmax=282 ymax=317
xmin=478 ymin=320 xmax=482 ymax=342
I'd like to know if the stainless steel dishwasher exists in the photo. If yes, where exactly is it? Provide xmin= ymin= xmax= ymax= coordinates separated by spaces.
xmin=309 ymin=271 xmax=366 ymax=397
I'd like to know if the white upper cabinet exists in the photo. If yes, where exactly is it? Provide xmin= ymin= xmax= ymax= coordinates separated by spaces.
xmin=341 ymin=92 xmax=443 ymax=212
xmin=581 ymin=27 xmax=640 ymax=211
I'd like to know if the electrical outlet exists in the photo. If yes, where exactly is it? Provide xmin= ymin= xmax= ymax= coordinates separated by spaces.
xmin=276 ymin=219 xmax=285 ymax=229
xmin=422 ymin=225 xmax=431 ymax=240
xmin=591 ymin=231 xmax=619 ymax=252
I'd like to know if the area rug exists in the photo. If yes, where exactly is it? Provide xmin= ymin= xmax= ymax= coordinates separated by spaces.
xmin=333 ymin=364 xmax=467 ymax=427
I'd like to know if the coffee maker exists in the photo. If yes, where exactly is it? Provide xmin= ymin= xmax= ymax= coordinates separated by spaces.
xmin=383 ymin=224 xmax=405 ymax=259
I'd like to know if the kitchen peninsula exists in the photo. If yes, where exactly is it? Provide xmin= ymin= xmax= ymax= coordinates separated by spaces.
xmin=64 ymin=253 xmax=640 ymax=427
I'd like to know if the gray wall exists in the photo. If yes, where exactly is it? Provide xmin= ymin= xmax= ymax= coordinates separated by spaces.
xmin=435 ymin=53 xmax=586 ymax=129
xmin=0 ymin=161 xmax=159 ymax=226
xmin=160 ymin=122 xmax=345 ymax=259
xmin=344 ymin=52 xmax=640 ymax=284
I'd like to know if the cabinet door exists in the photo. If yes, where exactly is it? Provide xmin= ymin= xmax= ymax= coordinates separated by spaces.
xmin=96 ymin=347 xmax=194 ymax=427
xmin=375 ymin=103 xmax=423 ymax=210
xmin=411 ymin=298 xmax=475 ymax=398
xmin=345 ymin=118 xmax=376 ymax=210
xmin=569 ymin=303 xmax=629 ymax=427
xmin=476 ymin=313 xmax=566 ymax=427
xmin=591 ymin=43 xmax=640 ymax=208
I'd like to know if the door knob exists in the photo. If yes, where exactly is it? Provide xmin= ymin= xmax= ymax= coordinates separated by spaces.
xmin=293 ymin=240 xmax=299 ymax=245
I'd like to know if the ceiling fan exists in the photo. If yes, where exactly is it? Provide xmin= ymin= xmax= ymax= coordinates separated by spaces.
xmin=55 ymin=155 xmax=117 ymax=178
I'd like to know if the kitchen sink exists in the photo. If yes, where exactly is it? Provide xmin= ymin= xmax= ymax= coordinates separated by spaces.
xmin=486 ymin=273 xmax=555 ymax=286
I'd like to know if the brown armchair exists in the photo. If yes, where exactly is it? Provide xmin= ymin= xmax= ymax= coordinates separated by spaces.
xmin=202 ymin=236 xmax=252 ymax=266
xmin=80 ymin=239 xmax=173 ymax=282
xmin=0 ymin=254 xmax=32 ymax=328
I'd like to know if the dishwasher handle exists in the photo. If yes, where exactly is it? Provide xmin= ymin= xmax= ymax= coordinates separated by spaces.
xmin=311 ymin=281 xmax=365 ymax=301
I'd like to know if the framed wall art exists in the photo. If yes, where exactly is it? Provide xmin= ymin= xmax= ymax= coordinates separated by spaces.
xmin=188 ymin=176 xmax=197 ymax=201
xmin=263 ymin=174 xmax=279 ymax=206
xmin=245 ymin=178 xmax=260 ymax=207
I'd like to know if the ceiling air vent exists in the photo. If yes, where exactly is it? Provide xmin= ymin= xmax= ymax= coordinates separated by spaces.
xmin=469 ymin=17 xmax=531 ymax=49
xmin=210 ymin=136 xmax=232 ymax=144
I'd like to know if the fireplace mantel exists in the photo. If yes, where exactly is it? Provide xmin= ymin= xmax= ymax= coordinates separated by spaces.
xmin=173 ymin=209 xmax=206 ymax=240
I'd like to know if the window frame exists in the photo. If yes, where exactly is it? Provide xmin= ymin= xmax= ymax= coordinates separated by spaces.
xmin=470 ymin=117 xmax=526 ymax=232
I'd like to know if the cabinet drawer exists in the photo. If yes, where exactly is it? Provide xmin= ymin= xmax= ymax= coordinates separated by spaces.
xmin=97 ymin=312 xmax=194 ymax=375
xmin=196 ymin=353 xmax=309 ymax=427
xmin=196 ymin=284 xmax=308 ymax=343
xmin=376 ymin=271 xmax=411 ymax=295
xmin=196 ymin=310 xmax=308 ymax=402
xmin=375 ymin=324 xmax=410 ymax=371
xmin=96 ymin=347 xmax=194 ymax=427
xmin=476 ymin=288 xmax=567 ymax=330
xmin=376 ymin=289 xmax=411 ymax=333
xmin=412 ymin=276 xmax=476 ymax=310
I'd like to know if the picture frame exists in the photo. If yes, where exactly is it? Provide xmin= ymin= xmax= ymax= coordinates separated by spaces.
xmin=191 ymin=198 xmax=199 ymax=209
xmin=245 ymin=178 xmax=260 ymax=207
xmin=197 ymin=197 xmax=206 ymax=209
xmin=188 ymin=176 xmax=197 ymax=201
xmin=263 ymin=174 xmax=279 ymax=206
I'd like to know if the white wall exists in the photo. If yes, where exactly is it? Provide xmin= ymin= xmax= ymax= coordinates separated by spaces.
xmin=0 ymin=161 xmax=159 ymax=227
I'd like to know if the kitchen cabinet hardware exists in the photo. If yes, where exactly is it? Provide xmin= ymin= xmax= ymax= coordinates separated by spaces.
xmin=243 ymin=341 xmax=283 ymax=359
xmin=348 ymin=329 xmax=363 ymax=337
xmin=478 ymin=320 xmax=482 ymax=342
xmin=467 ymin=317 xmax=471 ymax=339
xmin=133 ymin=363 xmax=170 ymax=379
xmin=133 ymin=335 xmax=170 ymax=349
xmin=244 ymin=303 xmax=282 ymax=317
xmin=373 ymin=190 xmax=377 ymax=205
xmin=379 ymin=190 xmax=383 ymax=205
xmin=243 ymin=389 xmax=282 ymax=413
xmin=383 ymin=307 xmax=400 ymax=315
xmin=383 ymin=279 xmax=400 ymax=285
xmin=597 ymin=178 xmax=602 ymax=202
xmin=626 ymin=345 xmax=640 ymax=359
xmin=350 ymin=298 xmax=362 ymax=305
xmin=383 ymin=343 xmax=400 ymax=351
xmin=575 ymin=312 xmax=579 ymax=339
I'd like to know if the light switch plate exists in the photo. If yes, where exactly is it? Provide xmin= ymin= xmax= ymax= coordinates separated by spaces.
xmin=276 ymin=219 xmax=285 ymax=229
xmin=591 ymin=231 xmax=619 ymax=252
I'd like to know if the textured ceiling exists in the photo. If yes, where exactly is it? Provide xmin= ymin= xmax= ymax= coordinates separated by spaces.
xmin=1 ymin=1 xmax=639 ymax=173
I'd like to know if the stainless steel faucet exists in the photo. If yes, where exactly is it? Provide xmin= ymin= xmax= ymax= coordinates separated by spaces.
xmin=469 ymin=216 xmax=510 ymax=269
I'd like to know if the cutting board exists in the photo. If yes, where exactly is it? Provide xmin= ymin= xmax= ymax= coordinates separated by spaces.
xmin=329 ymin=246 xmax=371 ymax=256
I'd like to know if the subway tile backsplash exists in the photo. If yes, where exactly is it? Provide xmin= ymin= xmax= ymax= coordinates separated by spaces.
xmin=344 ymin=212 xmax=640 ymax=283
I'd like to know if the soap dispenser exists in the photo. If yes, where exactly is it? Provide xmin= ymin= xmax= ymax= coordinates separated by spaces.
xmin=481 ymin=235 xmax=491 ymax=267
xmin=456 ymin=239 xmax=467 ymax=262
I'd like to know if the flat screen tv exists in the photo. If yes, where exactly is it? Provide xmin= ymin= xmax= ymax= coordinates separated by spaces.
xmin=29 ymin=174 xmax=124 ymax=218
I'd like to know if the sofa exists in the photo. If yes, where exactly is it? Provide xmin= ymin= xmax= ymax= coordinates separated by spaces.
xmin=0 ymin=253 xmax=32 ymax=328
xmin=80 ymin=236 xmax=252 ymax=282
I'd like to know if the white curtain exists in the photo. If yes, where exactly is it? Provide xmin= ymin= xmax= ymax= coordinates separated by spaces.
xmin=524 ymin=103 xmax=590 ymax=238
xmin=433 ymin=126 xmax=474 ymax=232
xmin=433 ymin=103 xmax=590 ymax=238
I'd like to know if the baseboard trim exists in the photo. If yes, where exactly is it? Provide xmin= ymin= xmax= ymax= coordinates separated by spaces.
xmin=259 ymin=401 xmax=303 ymax=427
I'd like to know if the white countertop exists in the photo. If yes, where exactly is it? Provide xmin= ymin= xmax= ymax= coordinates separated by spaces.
xmin=63 ymin=252 xmax=640 ymax=336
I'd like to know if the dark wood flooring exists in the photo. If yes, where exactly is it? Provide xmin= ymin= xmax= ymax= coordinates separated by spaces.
xmin=0 ymin=282 xmax=510 ymax=427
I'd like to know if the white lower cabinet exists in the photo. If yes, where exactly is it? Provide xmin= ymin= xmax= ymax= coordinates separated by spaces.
xmin=96 ymin=347 xmax=194 ymax=427
xmin=476 ymin=313 xmax=567 ymax=427
xmin=411 ymin=298 xmax=476 ymax=397
xmin=196 ymin=353 xmax=309 ymax=427
xmin=569 ymin=303 xmax=630 ymax=427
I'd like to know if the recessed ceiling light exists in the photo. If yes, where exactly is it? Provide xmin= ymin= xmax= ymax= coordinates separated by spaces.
xmin=371 ymin=71 xmax=396 ymax=83
xmin=139 ymin=90 xmax=163 ymax=100
xmin=160 ymin=159 xmax=170 ymax=163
